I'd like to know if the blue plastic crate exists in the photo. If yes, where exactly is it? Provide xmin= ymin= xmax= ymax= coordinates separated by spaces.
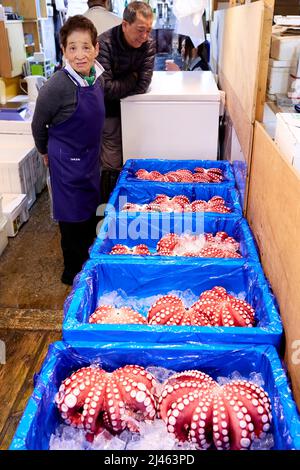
xmin=106 ymin=182 xmax=242 ymax=218
xmin=118 ymin=159 xmax=236 ymax=187
xmin=90 ymin=215 xmax=260 ymax=263
xmin=62 ymin=259 xmax=282 ymax=346
xmin=10 ymin=341 xmax=300 ymax=450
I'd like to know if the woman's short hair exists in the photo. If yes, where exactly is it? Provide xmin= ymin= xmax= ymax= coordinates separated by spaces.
xmin=60 ymin=15 xmax=98 ymax=48
xmin=123 ymin=1 xmax=153 ymax=24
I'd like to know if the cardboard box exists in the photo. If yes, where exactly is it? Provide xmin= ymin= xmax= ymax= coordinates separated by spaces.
xmin=271 ymin=34 xmax=300 ymax=61
xmin=275 ymin=113 xmax=300 ymax=171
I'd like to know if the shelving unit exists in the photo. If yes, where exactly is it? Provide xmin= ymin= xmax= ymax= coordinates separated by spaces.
xmin=2 ymin=1 xmax=48 ymax=53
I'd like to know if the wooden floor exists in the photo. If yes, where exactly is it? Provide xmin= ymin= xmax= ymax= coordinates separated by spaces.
xmin=0 ymin=190 xmax=71 ymax=449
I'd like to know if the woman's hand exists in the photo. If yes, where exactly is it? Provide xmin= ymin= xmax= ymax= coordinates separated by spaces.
xmin=42 ymin=154 xmax=49 ymax=167
xmin=165 ymin=60 xmax=180 ymax=72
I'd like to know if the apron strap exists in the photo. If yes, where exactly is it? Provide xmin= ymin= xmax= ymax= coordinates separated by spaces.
xmin=62 ymin=68 xmax=81 ymax=87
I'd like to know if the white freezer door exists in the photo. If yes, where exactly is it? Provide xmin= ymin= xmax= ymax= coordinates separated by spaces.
xmin=121 ymin=100 xmax=219 ymax=161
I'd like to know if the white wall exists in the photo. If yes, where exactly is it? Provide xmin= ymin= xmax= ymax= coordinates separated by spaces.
xmin=67 ymin=0 xmax=88 ymax=16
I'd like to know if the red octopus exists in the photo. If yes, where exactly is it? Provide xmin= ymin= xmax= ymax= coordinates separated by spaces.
xmin=109 ymin=244 xmax=151 ymax=255
xmin=134 ymin=167 xmax=224 ymax=183
xmin=89 ymin=305 xmax=147 ymax=325
xmin=158 ymin=370 xmax=272 ymax=450
xmin=147 ymin=287 xmax=255 ymax=327
xmin=55 ymin=365 xmax=158 ymax=441
xmin=156 ymin=232 xmax=242 ymax=258
xmin=121 ymin=195 xmax=231 ymax=214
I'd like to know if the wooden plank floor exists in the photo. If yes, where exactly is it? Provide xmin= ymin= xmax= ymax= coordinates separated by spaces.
xmin=0 ymin=190 xmax=70 ymax=449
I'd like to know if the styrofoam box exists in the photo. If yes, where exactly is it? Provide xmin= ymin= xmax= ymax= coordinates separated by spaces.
xmin=2 ymin=193 xmax=29 ymax=237
xmin=267 ymin=64 xmax=290 ymax=94
xmin=275 ymin=113 xmax=300 ymax=172
xmin=0 ymin=216 xmax=8 ymax=256
xmin=271 ymin=34 xmax=300 ymax=61
xmin=0 ymin=135 xmax=36 ymax=209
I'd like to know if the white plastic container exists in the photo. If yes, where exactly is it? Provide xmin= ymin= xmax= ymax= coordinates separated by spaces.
xmin=2 ymin=193 xmax=29 ymax=237
xmin=0 ymin=135 xmax=36 ymax=209
xmin=267 ymin=59 xmax=293 ymax=94
xmin=0 ymin=217 xmax=8 ymax=256
xmin=121 ymin=71 xmax=220 ymax=161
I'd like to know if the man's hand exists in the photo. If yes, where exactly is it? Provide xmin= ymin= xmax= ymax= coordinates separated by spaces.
xmin=42 ymin=154 xmax=49 ymax=167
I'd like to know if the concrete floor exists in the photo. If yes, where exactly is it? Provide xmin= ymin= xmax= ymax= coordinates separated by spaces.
xmin=0 ymin=189 xmax=71 ymax=449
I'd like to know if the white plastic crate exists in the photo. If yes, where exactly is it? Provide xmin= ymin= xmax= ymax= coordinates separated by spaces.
xmin=2 ymin=193 xmax=29 ymax=237
xmin=0 ymin=216 xmax=8 ymax=256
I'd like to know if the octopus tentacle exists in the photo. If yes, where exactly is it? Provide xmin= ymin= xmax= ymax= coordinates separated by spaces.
xmin=89 ymin=305 xmax=147 ymax=325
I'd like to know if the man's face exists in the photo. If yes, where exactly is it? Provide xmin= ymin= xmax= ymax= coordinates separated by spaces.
xmin=122 ymin=12 xmax=153 ymax=48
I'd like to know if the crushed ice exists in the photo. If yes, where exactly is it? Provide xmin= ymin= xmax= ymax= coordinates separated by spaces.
xmin=50 ymin=367 xmax=274 ymax=450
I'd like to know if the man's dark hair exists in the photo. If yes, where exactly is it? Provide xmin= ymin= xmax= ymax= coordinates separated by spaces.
xmin=123 ymin=1 xmax=153 ymax=24
xmin=87 ymin=0 xmax=107 ymax=8
xmin=60 ymin=15 xmax=98 ymax=48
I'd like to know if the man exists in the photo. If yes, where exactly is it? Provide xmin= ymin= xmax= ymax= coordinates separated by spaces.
xmin=97 ymin=1 xmax=155 ymax=203
xmin=83 ymin=0 xmax=122 ymax=35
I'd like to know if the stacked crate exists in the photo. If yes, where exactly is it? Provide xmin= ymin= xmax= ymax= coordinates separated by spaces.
xmin=10 ymin=158 xmax=300 ymax=450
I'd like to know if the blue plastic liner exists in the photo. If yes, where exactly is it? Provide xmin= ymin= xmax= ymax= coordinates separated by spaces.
xmin=105 ymin=182 xmax=243 ymax=218
xmin=62 ymin=259 xmax=282 ymax=346
xmin=118 ymin=158 xmax=236 ymax=187
xmin=10 ymin=341 xmax=300 ymax=450
xmin=90 ymin=214 xmax=260 ymax=263
xmin=232 ymin=160 xmax=247 ymax=208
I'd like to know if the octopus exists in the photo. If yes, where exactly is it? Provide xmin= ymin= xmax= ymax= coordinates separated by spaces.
xmin=89 ymin=305 xmax=147 ymax=325
xmin=157 ymin=370 xmax=272 ymax=450
xmin=156 ymin=232 xmax=242 ymax=258
xmin=135 ymin=167 xmax=224 ymax=183
xmin=147 ymin=287 xmax=255 ymax=327
xmin=55 ymin=364 xmax=158 ymax=441
xmin=109 ymin=244 xmax=151 ymax=255
xmin=121 ymin=195 xmax=231 ymax=214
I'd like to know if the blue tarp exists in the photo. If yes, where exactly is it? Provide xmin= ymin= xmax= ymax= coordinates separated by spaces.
xmin=90 ymin=215 xmax=260 ymax=263
xmin=106 ymin=182 xmax=242 ymax=218
xmin=10 ymin=341 xmax=300 ymax=450
xmin=118 ymin=159 xmax=236 ymax=187
xmin=62 ymin=259 xmax=282 ymax=346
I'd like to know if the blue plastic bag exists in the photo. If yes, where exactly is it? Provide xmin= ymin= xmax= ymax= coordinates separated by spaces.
xmin=10 ymin=341 xmax=300 ymax=450
xmin=118 ymin=158 xmax=236 ymax=187
xmin=91 ymin=214 xmax=260 ymax=263
xmin=62 ymin=259 xmax=282 ymax=346
xmin=106 ymin=182 xmax=242 ymax=218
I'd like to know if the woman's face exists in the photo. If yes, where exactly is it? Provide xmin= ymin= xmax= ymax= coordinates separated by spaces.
xmin=62 ymin=30 xmax=99 ymax=76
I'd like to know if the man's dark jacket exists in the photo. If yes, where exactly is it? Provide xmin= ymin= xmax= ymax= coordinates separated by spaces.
xmin=97 ymin=24 xmax=156 ymax=118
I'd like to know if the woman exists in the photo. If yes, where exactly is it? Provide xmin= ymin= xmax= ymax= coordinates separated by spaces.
xmin=166 ymin=36 xmax=210 ymax=72
xmin=32 ymin=15 xmax=105 ymax=285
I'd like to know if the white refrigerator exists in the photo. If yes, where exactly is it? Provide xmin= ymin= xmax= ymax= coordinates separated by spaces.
xmin=121 ymin=71 xmax=220 ymax=162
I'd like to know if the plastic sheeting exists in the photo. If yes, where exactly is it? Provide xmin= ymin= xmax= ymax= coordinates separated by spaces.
xmin=118 ymin=159 xmax=236 ymax=187
xmin=62 ymin=259 xmax=282 ymax=346
xmin=106 ymin=182 xmax=243 ymax=218
xmin=90 ymin=215 xmax=260 ymax=263
xmin=10 ymin=341 xmax=300 ymax=450
xmin=232 ymin=160 xmax=247 ymax=209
